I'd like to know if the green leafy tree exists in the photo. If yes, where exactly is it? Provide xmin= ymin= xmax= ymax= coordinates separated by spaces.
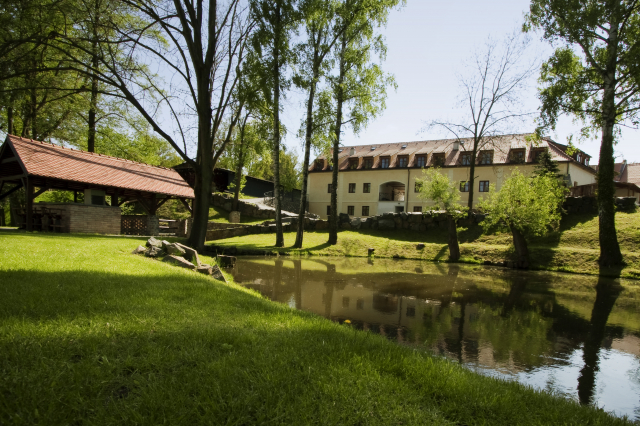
xmin=416 ymin=167 xmax=467 ymax=262
xmin=480 ymin=169 xmax=567 ymax=268
xmin=534 ymin=150 xmax=561 ymax=177
xmin=250 ymin=0 xmax=300 ymax=247
xmin=326 ymin=0 xmax=400 ymax=245
xmin=525 ymin=0 xmax=640 ymax=266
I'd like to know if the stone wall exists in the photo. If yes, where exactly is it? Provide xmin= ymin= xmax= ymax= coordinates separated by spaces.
xmin=211 ymin=193 xmax=280 ymax=220
xmin=39 ymin=202 xmax=121 ymax=234
xmin=562 ymin=196 xmax=637 ymax=214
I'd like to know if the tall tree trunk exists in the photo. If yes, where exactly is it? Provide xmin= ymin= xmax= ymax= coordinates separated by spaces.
xmin=272 ymin=5 xmax=284 ymax=248
xmin=232 ymin=117 xmax=248 ymax=212
xmin=328 ymin=37 xmax=346 ymax=246
xmin=30 ymin=87 xmax=37 ymax=139
xmin=597 ymin=15 xmax=623 ymax=266
xmin=447 ymin=215 xmax=460 ymax=262
xmin=509 ymin=222 xmax=529 ymax=268
xmin=294 ymin=43 xmax=321 ymax=249
xmin=7 ymin=106 xmax=13 ymax=135
xmin=466 ymin=136 xmax=480 ymax=215
xmin=87 ymin=41 xmax=99 ymax=153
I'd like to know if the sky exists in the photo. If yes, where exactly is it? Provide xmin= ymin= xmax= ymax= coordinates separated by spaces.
xmin=280 ymin=0 xmax=640 ymax=164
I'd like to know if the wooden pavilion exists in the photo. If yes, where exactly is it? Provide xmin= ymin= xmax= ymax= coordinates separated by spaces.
xmin=0 ymin=135 xmax=194 ymax=233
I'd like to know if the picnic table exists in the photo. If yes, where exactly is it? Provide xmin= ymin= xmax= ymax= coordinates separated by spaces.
xmin=12 ymin=206 xmax=64 ymax=232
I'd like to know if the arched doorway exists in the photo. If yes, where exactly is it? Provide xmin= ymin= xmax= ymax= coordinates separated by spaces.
xmin=378 ymin=181 xmax=405 ymax=214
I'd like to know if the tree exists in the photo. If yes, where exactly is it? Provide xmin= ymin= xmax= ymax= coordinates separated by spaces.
xmin=479 ymin=169 xmax=566 ymax=268
xmin=326 ymin=0 xmax=399 ymax=245
xmin=425 ymin=32 xmax=536 ymax=215
xmin=292 ymin=0 xmax=341 ymax=248
xmin=250 ymin=0 xmax=300 ymax=247
xmin=416 ymin=167 xmax=467 ymax=262
xmin=534 ymin=150 xmax=561 ymax=177
xmin=525 ymin=0 xmax=640 ymax=266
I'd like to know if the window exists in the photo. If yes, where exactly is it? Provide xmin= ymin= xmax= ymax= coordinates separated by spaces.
xmin=314 ymin=160 xmax=324 ymax=170
xmin=415 ymin=155 xmax=426 ymax=167
xmin=348 ymin=183 xmax=356 ymax=193
xmin=432 ymin=154 xmax=445 ymax=167
xmin=406 ymin=306 xmax=415 ymax=317
xmin=347 ymin=206 xmax=355 ymax=215
xmin=511 ymin=150 xmax=525 ymax=163
xmin=479 ymin=181 xmax=490 ymax=192
xmin=326 ymin=205 xmax=331 ymax=215
xmin=356 ymin=298 xmax=364 ymax=310
xmin=576 ymin=154 xmax=582 ymax=163
xmin=461 ymin=153 xmax=471 ymax=165
xmin=364 ymin=158 xmax=373 ymax=169
xmin=348 ymin=158 xmax=358 ymax=169
xmin=414 ymin=181 xmax=422 ymax=193
xmin=413 ymin=206 xmax=422 ymax=213
xmin=327 ymin=184 xmax=332 ymax=193
xmin=459 ymin=181 xmax=469 ymax=192
xmin=398 ymin=156 xmax=408 ymax=168
xmin=479 ymin=151 xmax=493 ymax=165
xmin=380 ymin=157 xmax=390 ymax=168
xmin=362 ymin=206 xmax=369 ymax=216
xmin=363 ymin=183 xmax=371 ymax=193
xmin=585 ymin=157 xmax=590 ymax=165
xmin=533 ymin=150 xmax=545 ymax=162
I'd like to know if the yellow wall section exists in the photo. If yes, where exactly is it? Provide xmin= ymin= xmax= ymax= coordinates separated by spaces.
xmin=308 ymin=162 xmax=597 ymax=218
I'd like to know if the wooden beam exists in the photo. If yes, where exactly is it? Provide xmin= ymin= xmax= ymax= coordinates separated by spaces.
xmin=0 ymin=157 xmax=17 ymax=164
xmin=0 ymin=182 xmax=23 ymax=201
xmin=33 ymin=187 xmax=49 ymax=198
xmin=26 ymin=179 xmax=33 ymax=231
xmin=137 ymin=197 xmax=151 ymax=214
xmin=117 ymin=197 xmax=131 ymax=207
xmin=179 ymin=198 xmax=193 ymax=213
xmin=156 ymin=197 xmax=171 ymax=210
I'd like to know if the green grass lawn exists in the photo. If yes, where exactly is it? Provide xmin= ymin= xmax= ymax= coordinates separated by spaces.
xmin=0 ymin=232 xmax=631 ymax=425
xmin=210 ymin=211 xmax=640 ymax=279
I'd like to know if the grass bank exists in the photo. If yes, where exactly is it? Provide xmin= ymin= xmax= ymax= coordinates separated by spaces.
xmin=209 ymin=211 xmax=640 ymax=279
xmin=0 ymin=232 xmax=631 ymax=425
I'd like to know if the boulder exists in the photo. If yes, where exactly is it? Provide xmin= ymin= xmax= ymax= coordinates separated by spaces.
xmin=211 ymin=265 xmax=227 ymax=283
xmin=144 ymin=246 xmax=163 ymax=258
xmin=416 ymin=243 xmax=425 ymax=249
xmin=229 ymin=211 xmax=241 ymax=223
xmin=175 ymin=243 xmax=201 ymax=266
xmin=339 ymin=213 xmax=350 ymax=223
xmin=368 ymin=248 xmax=375 ymax=256
xmin=146 ymin=237 xmax=163 ymax=248
xmin=377 ymin=219 xmax=395 ymax=230
xmin=196 ymin=264 xmax=213 ymax=275
xmin=163 ymin=255 xmax=196 ymax=270
xmin=131 ymin=245 xmax=146 ymax=255
xmin=165 ymin=243 xmax=187 ymax=256
xmin=217 ymin=255 xmax=237 ymax=268
xmin=350 ymin=217 xmax=362 ymax=230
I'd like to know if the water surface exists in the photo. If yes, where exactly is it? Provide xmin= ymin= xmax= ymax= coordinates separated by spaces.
xmin=230 ymin=257 xmax=640 ymax=421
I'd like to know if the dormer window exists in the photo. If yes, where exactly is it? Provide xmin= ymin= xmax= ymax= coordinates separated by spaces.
xmin=460 ymin=153 xmax=471 ymax=165
xmin=510 ymin=150 xmax=525 ymax=164
xmin=533 ymin=149 xmax=546 ymax=163
xmin=577 ymin=153 xmax=582 ymax=163
xmin=363 ymin=158 xmax=373 ymax=169
xmin=314 ymin=159 xmax=324 ymax=170
xmin=432 ymin=154 xmax=445 ymax=167
xmin=380 ymin=157 xmax=390 ymax=169
xmin=479 ymin=151 xmax=493 ymax=165
xmin=415 ymin=155 xmax=426 ymax=167
xmin=397 ymin=156 xmax=408 ymax=168
xmin=585 ymin=157 xmax=589 ymax=165
xmin=348 ymin=158 xmax=358 ymax=170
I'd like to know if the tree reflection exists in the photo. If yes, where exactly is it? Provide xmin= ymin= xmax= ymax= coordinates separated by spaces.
xmin=577 ymin=279 xmax=623 ymax=405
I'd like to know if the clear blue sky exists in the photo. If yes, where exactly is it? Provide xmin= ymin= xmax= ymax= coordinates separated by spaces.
xmin=281 ymin=0 xmax=640 ymax=163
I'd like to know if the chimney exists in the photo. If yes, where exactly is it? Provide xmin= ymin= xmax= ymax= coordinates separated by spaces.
xmin=349 ymin=147 xmax=356 ymax=156
xmin=452 ymin=141 xmax=460 ymax=151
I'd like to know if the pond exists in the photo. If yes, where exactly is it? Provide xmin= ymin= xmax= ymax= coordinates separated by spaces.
xmin=230 ymin=257 xmax=640 ymax=421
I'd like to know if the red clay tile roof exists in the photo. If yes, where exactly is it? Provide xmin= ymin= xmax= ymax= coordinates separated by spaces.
xmin=312 ymin=133 xmax=594 ymax=172
xmin=4 ymin=135 xmax=194 ymax=198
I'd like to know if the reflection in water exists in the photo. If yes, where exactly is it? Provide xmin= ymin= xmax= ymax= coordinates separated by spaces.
xmin=231 ymin=257 xmax=640 ymax=421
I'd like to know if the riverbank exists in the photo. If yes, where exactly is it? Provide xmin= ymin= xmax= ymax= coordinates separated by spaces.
xmin=0 ymin=232 xmax=631 ymax=425
xmin=207 ymin=211 xmax=640 ymax=279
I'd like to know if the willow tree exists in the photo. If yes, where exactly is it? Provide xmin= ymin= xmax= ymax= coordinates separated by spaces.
xmin=526 ymin=0 xmax=640 ymax=266
xmin=249 ymin=0 xmax=300 ymax=247
xmin=326 ymin=0 xmax=400 ymax=246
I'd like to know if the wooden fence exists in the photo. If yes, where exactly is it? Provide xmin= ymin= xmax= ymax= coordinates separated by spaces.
xmin=121 ymin=215 xmax=149 ymax=235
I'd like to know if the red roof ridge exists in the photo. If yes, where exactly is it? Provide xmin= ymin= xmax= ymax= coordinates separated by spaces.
xmin=7 ymin=134 xmax=173 ymax=171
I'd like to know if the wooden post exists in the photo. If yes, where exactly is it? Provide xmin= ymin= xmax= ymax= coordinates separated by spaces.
xmin=26 ymin=178 xmax=33 ymax=231
xmin=74 ymin=191 xmax=78 ymax=203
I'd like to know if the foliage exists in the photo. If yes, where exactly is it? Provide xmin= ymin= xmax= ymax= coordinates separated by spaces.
xmin=416 ymin=167 xmax=467 ymax=217
xmin=534 ymin=150 xmax=561 ymax=177
xmin=480 ymin=169 xmax=566 ymax=238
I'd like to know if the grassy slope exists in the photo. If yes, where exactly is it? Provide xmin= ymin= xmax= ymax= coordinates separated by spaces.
xmin=0 ymin=233 xmax=630 ymax=425
xmin=211 ymin=211 xmax=640 ymax=279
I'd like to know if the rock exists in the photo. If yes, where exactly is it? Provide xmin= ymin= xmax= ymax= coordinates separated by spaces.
xmin=165 ymin=243 xmax=186 ymax=256
xmin=196 ymin=264 xmax=213 ymax=275
xmin=416 ymin=243 xmax=425 ymax=249
xmin=377 ymin=219 xmax=395 ymax=230
xmin=163 ymin=255 xmax=196 ymax=270
xmin=211 ymin=265 xmax=227 ymax=283
xmin=217 ymin=255 xmax=236 ymax=268
xmin=339 ymin=213 xmax=350 ymax=223
xmin=175 ymin=243 xmax=201 ymax=266
xmin=483 ymin=260 xmax=492 ymax=265
xmin=146 ymin=237 xmax=162 ymax=248
xmin=144 ymin=246 xmax=163 ymax=258
xmin=368 ymin=248 xmax=375 ymax=256
xmin=229 ymin=211 xmax=241 ymax=223
xmin=341 ymin=222 xmax=352 ymax=230
xmin=350 ymin=217 xmax=362 ymax=230
xmin=132 ymin=245 xmax=146 ymax=254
